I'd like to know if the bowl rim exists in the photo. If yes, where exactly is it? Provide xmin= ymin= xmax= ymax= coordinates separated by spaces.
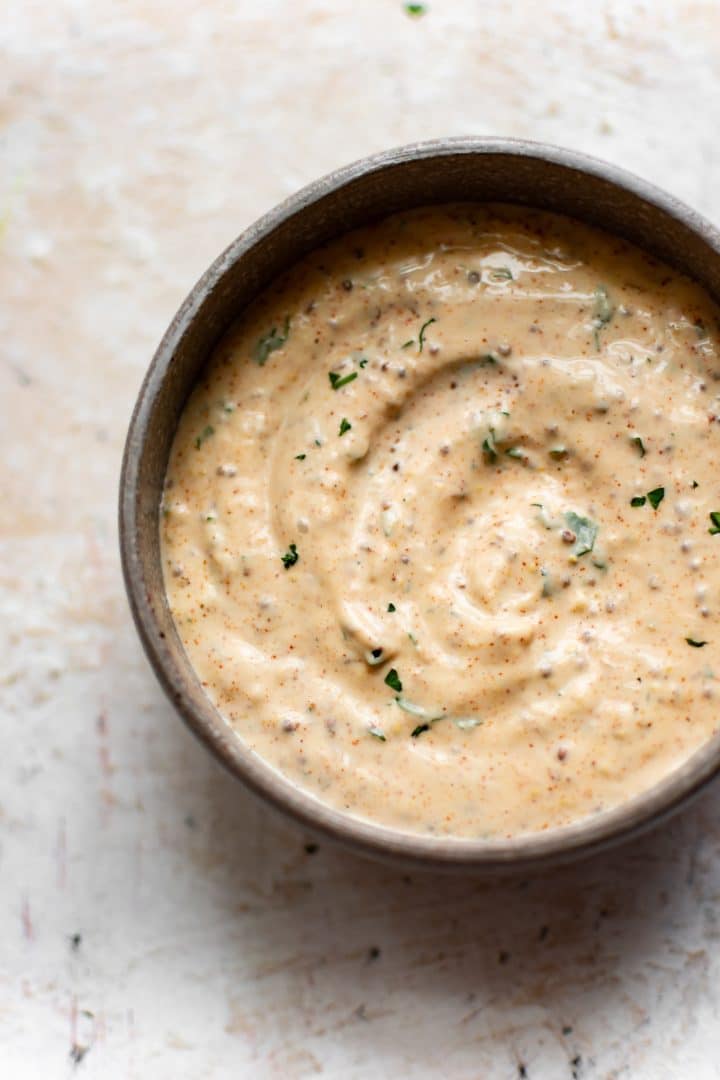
xmin=120 ymin=135 xmax=720 ymax=871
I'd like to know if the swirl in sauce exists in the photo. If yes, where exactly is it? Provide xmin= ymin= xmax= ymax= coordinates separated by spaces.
xmin=161 ymin=205 xmax=720 ymax=838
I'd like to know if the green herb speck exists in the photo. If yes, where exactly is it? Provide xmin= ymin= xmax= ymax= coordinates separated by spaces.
xmin=482 ymin=428 xmax=498 ymax=463
xmin=358 ymin=357 xmax=369 ymax=368
xmin=418 ymin=317 xmax=436 ymax=353
xmin=401 ymin=339 xmax=415 ymax=349
xmin=329 ymin=370 xmax=358 ymax=391
xmin=709 ymin=511 xmax=720 ymax=535
xmin=647 ymin=487 xmax=665 ymax=510
xmin=404 ymin=2 xmax=427 ymax=15
xmin=195 ymin=424 xmax=215 ymax=449
xmin=630 ymin=496 xmax=646 ymax=507
xmin=488 ymin=267 xmax=513 ymax=282
xmin=339 ymin=417 xmax=352 ymax=437
xmin=294 ymin=453 xmax=306 ymax=461
xmin=254 ymin=316 xmax=290 ymax=366
xmin=631 ymin=435 xmax=646 ymax=457
xmin=384 ymin=668 xmax=403 ymax=693
xmin=591 ymin=285 xmax=615 ymax=349
xmin=686 ymin=638 xmax=708 ymax=647
xmin=387 ymin=602 xmax=396 ymax=612
xmin=411 ymin=723 xmax=430 ymax=737
xmin=564 ymin=511 xmax=598 ymax=557
xmin=281 ymin=543 xmax=299 ymax=570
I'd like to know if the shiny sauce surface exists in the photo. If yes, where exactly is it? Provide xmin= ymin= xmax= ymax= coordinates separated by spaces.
xmin=161 ymin=204 xmax=720 ymax=837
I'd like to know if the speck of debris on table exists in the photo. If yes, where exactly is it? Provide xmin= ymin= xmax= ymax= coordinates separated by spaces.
xmin=70 ymin=1044 xmax=89 ymax=1066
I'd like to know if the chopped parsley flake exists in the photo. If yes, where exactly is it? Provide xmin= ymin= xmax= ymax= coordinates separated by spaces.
xmin=339 ymin=417 xmax=352 ymax=436
xmin=647 ymin=487 xmax=665 ymax=510
xmin=387 ymin=602 xmax=396 ymax=612
xmin=564 ymin=511 xmax=598 ymax=557
xmin=411 ymin=723 xmax=430 ymax=737
xmin=592 ymin=285 xmax=615 ymax=349
xmin=369 ymin=727 xmax=386 ymax=741
xmin=254 ymin=316 xmax=290 ymax=366
xmin=488 ymin=267 xmax=513 ymax=281
xmin=482 ymin=428 xmax=498 ymax=463
xmin=329 ymin=370 xmax=358 ymax=391
xmin=630 ymin=496 xmax=646 ymax=507
xmin=384 ymin=668 xmax=403 ymax=692
xmin=401 ymin=339 xmax=415 ymax=349
xmin=686 ymin=638 xmax=708 ymax=647
xmin=358 ymin=358 xmax=369 ymax=368
xmin=195 ymin=424 xmax=215 ymax=449
xmin=418 ymin=317 xmax=436 ymax=353
xmin=281 ymin=543 xmax=299 ymax=570
xmin=709 ymin=511 xmax=720 ymax=535
xmin=479 ymin=353 xmax=498 ymax=365
xmin=294 ymin=453 xmax=306 ymax=461
xmin=405 ymin=2 xmax=427 ymax=15
xmin=631 ymin=435 xmax=646 ymax=457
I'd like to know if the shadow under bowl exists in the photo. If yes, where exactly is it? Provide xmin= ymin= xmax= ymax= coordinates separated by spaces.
xmin=120 ymin=136 xmax=720 ymax=873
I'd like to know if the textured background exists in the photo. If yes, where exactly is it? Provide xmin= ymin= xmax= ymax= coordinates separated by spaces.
xmin=3 ymin=2 xmax=720 ymax=1077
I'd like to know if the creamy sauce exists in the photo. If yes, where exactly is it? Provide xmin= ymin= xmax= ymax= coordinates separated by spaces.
xmin=161 ymin=204 xmax=720 ymax=838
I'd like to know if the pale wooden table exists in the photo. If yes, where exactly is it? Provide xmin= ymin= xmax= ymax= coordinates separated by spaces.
xmin=3 ymin=2 xmax=720 ymax=1076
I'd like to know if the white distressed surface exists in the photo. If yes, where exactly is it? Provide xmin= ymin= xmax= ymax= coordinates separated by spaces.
xmin=3 ymin=2 xmax=720 ymax=1076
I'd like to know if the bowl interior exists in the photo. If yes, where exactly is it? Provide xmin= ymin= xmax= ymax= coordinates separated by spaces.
xmin=120 ymin=138 xmax=720 ymax=871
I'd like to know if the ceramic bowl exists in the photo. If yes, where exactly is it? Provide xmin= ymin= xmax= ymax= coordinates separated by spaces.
xmin=120 ymin=137 xmax=720 ymax=871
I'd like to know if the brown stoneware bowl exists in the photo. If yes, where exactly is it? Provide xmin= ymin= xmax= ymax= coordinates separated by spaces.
xmin=120 ymin=137 xmax=720 ymax=872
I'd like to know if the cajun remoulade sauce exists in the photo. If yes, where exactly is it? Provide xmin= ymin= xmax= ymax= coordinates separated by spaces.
xmin=161 ymin=204 xmax=720 ymax=838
